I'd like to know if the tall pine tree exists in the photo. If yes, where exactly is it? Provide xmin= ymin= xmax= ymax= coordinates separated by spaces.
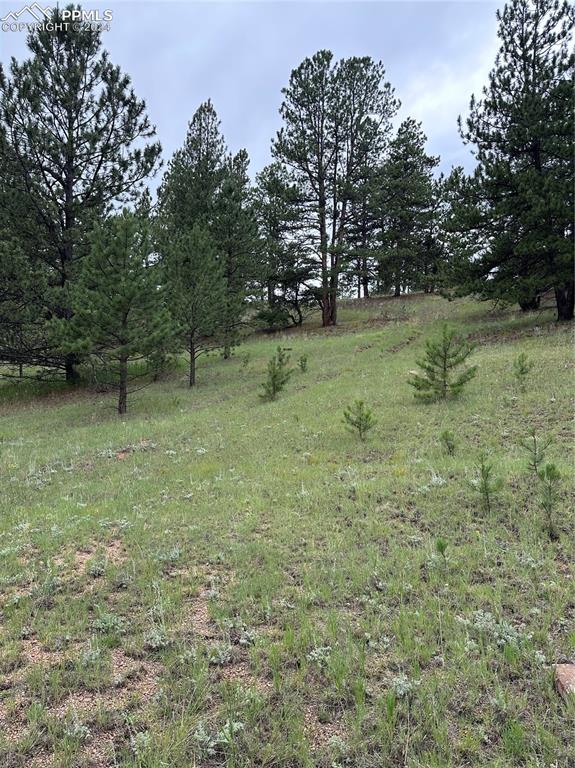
xmin=273 ymin=51 xmax=399 ymax=325
xmin=63 ymin=211 xmax=170 ymax=414
xmin=457 ymin=0 xmax=574 ymax=320
xmin=0 ymin=5 xmax=161 ymax=378
xmin=374 ymin=118 xmax=439 ymax=296
xmin=161 ymin=225 xmax=225 ymax=387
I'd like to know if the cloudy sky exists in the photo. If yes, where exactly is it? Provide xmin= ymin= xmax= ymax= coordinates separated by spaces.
xmin=0 ymin=0 xmax=501 ymax=183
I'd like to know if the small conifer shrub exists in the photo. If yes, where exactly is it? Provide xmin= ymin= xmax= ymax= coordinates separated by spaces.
xmin=519 ymin=427 xmax=552 ymax=474
xmin=512 ymin=352 xmax=533 ymax=389
xmin=260 ymin=347 xmax=293 ymax=401
xmin=343 ymin=400 xmax=376 ymax=441
xmin=409 ymin=325 xmax=477 ymax=400
xmin=439 ymin=429 xmax=456 ymax=455
xmin=538 ymin=463 xmax=561 ymax=540
xmin=473 ymin=454 xmax=502 ymax=515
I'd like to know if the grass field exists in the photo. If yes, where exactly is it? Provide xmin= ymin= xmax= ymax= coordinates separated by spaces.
xmin=0 ymin=294 xmax=573 ymax=767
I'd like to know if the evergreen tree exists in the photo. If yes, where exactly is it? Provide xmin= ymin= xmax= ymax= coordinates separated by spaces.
xmin=63 ymin=211 xmax=170 ymax=414
xmin=254 ymin=163 xmax=314 ymax=327
xmin=456 ymin=0 xmax=574 ymax=320
xmin=213 ymin=149 xmax=259 ymax=358
xmin=160 ymin=102 xmax=257 ymax=360
xmin=409 ymin=325 xmax=477 ymax=400
xmin=375 ymin=119 xmax=439 ymax=296
xmin=273 ymin=51 xmax=399 ymax=325
xmin=162 ymin=225 xmax=225 ymax=387
xmin=0 ymin=5 xmax=162 ymax=379
xmin=159 ymin=100 xmax=226 ymax=229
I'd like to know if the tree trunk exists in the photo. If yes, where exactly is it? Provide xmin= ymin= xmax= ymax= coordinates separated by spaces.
xmin=318 ymin=178 xmax=331 ymax=328
xmin=118 ymin=356 xmax=128 ymax=415
xmin=362 ymin=255 xmax=369 ymax=299
xmin=555 ymin=281 xmax=574 ymax=322
xmin=519 ymin=294 xmax=540 ymax=311
xmin=65 ymin=354 xmax=79 ymax=383
xmin=189 ymin=337 xmax=196 ymax=387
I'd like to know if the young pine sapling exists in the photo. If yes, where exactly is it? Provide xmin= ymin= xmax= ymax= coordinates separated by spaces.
xmin=512 ymin=352 xmax=534 ymax=390
xmin=260 ymin=347 xmax=293 ymax=401
xmin=439 ymin=429 xmax=456 ymax=455
xmin=409 ymin=325 xmax=477 ymax=401
xmin=519 ymin=427 xmax=552 ymax=474
xmin=474 ymin=454 xmax=502 ymax=515
xmin=343 ymin=400 xmax=376 ymax=441
xmin=538 ymin=463 xmax=561 ymax=540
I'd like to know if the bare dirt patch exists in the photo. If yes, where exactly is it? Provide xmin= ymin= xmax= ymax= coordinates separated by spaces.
xmin=303 ymin=702 xmax=346 ymax=751
xmin=217 ymin=658 xmax=272 ymax=695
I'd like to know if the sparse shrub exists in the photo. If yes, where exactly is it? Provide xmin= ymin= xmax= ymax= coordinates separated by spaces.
xmin=192 ymin=721 xmax=218 ymax=757
xmin=306 ymin=645 xmax=332 ymax=668
xmin=439 ymin=429 xmax=456 ymax=455
xmin=31 ymin=574 xmax=61 ymax=608
xmin=457 ymin=610 xmax=525 ymax=648
xmin=390 ymin=673 xmax=420 ymax=699
xmin=519 ymin=427 xmax=552 ymax=474
xmin=538 ymin=462 xmax=561 ymax=539
xmin=92 ymin=610 xmax=125 ymax=635
xmin=240 ymin=352 xmax=251 ymax=369
xmin=259 ymin=346 xmax=293 ymax=401
xmin=87 ymin=559 xmax=105 ymax=578
xmin=409 ymin=325 xmax=477 ymax=400
xmin=80 ymin=640 xmax=103 ymax=668
xmin=512 ymin=352 xmax=533 ymax=389
xmin=343 ymin=400 xmax=376 ymax=441
xmin=130 ymin=731 xmax=151 ymax=756
xmin=298 ymin=354 xmax=308 ymax=373
xmin=144 ymin=627 xmax=172 ymax=651
xmin=208 ymin=643 xmax=233 ymax=666
xmin=156 ymin=545 xmax=181 ymax=565
xmin=63 ymin=713 xmax=91 ymax=743
xmin=473 ymin=454 xmax=501 ymax=514
xmin=217 ymin=719 xmax=244 ymax=746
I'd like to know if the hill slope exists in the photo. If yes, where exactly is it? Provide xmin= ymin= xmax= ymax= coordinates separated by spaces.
xmin=0 ymin=295 xmax=573 ymax=767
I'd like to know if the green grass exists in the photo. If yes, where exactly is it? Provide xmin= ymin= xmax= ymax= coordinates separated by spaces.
xmin=0 ymin=294 xmax=573 ymax=767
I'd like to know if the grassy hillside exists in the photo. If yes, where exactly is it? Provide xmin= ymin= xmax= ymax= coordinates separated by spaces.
xmin=0 ymin=294 xmax=573 ymax=767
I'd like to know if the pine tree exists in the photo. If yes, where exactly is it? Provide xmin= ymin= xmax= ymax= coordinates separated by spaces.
xmin=342 ymin=400 xmax=377 ymax=441
xmin=160 ymin=102 xmax=257 ymax=361
xmin=213 ymin=149 xmax=259 ymax=358
xmin=254 ymin=163 xmax=314 ymax=327
xmin=63 ymin=211 xmax=170 ymax=414
xmin=273 ymin=51 xmax=398 ymax=326
xmin=159 ymin=100 xmax=226 ymax=230
xmin=456 ymin=0 xmax=574 ymax=320
xmin=260 ymin=347 xmax=293 ymax=401
xmin=0 ymin=6 xmax=161 ymax=379
xmin=162 ymin=225 xmax=225 ymax=387
xmin=375 ymin=119 xmax=439 ymax=296
xmin=409 ymin=326 xmax=477 ymax=400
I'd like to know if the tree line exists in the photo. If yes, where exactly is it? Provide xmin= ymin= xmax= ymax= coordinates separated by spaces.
xmin=0 ymin=0 xmax=572 ymax=412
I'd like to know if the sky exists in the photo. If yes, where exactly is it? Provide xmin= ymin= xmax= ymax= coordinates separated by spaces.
xmin=0 ymin=0 xmax=502 ymax=186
